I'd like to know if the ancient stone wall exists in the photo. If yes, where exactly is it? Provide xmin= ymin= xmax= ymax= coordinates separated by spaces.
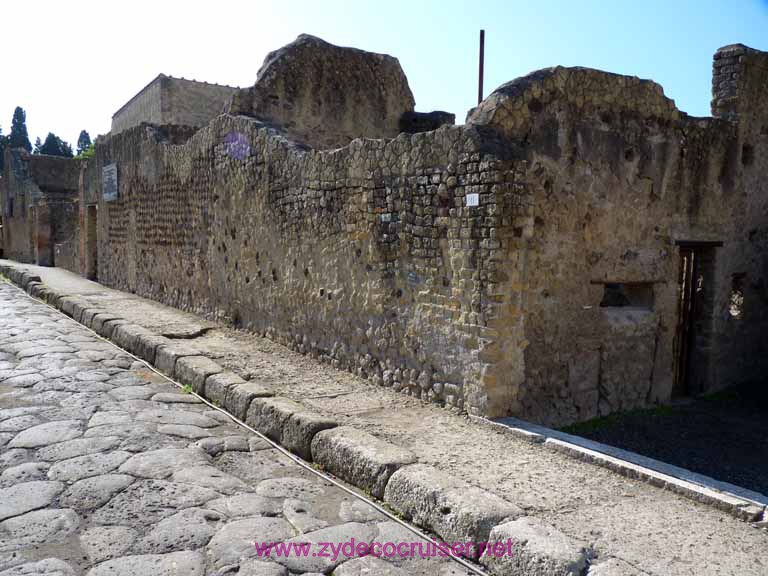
xmin=227 ymin=35 xmax=420 ymax=149
xmin=164 ymin=78 xmax=238 ymax=128
xmin=111 ymin=76 xmax=164 ymax=135
xmin=708 ymin=44 xmax=768 ymax=395
xmin=68 ymin=41 xmax=768 ymax=426
xmin=81 ymin=118 xmax=530 ymax=416
xmin=0 ymin=149 xmax=81 ymax=266
xmin=111 ymin=75 xmax=238 ymax=135
xmin=467 ymin=59 xmax=768 ymax=425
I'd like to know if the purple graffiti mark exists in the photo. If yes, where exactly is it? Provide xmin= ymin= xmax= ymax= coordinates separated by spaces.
xmin=224 ymin=132 xmax=251 ymax=161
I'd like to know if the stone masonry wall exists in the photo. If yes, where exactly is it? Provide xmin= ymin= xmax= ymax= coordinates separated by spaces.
xmin=111 ymin=75 xmax=237 ymax=136
xmin=81 ymin=118 xmax=531 ymax=417
xmin=111 ymin=76 xmax=164 ymax=135
xmin=1 ymin=149 xmax=81 ymax=266
xmin=164 ymin=78 xmax=238 ymax=128
xmin=73 ymin=43 xmax=767 ymax=426
xmin=467 ymin=61 xmax=767 ymax=426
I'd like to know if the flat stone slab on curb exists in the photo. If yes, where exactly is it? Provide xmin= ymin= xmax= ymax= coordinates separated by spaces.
xmin=383 ymin=463 xmax=523 ymax=554
xmin=480 ymin=517 xmax=590 ymax=576
xmin=311 ymin=426 xmax=416 ymax=498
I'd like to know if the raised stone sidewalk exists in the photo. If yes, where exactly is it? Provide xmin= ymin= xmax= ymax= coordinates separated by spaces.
xmin=2 ymin=261 xmax=767 ymax=576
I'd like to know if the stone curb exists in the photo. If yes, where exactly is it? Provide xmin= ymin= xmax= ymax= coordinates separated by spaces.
xmin=383 ymin=463 xmax=525 ymax=556
xmin=484 ymin=415 xmax=767 ymax=523
xmin=311 ymin=426 xmax=417 ymax=499
xmin=480 ymin=517 xmax=591 ymax=576
xmin=545 ymin=438 xmax=765 ymax=522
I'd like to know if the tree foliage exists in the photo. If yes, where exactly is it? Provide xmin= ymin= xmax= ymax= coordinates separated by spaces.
xmin=34 ymin=132 xmax=74 ymax=158
xmin=76 ymin=130 xmax=92 ymax=156
xmin=8 ymin=106 xmax=32 ymax=152
xmin=0 ymin=125 xmax=6 ymax=174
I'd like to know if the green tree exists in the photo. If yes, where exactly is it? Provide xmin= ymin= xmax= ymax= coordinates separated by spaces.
xmin=0 ymin=125 xmax=6 ymax=174
xmin=76 ymin=130 xmax=92 ymax=156
xmin=36 ymin=132 xmax=74 ymax=158
xmin=8 ymin=107 xmax=32 ymax=152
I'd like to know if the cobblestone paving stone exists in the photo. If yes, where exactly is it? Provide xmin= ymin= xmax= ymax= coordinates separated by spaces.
xmin=0 ymin=282 xmax=470 ymax=576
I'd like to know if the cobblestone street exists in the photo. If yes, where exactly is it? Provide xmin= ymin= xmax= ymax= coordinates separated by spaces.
xmin=0 ymin=281 xmax=466 ymax=576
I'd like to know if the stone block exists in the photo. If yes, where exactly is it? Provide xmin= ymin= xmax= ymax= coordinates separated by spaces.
xmin=58 ymin=296 xmax=80 ymax=318
xmin=245 ymin=397 xmax=305 ymax=442
xmin=154 ymin=344 xmax=202 ymax=379
xmin=223 ymin=381 xmax=273 ymax=421
xmin=79 ymin=307 xmax=106 ymax=328
xmin=282 ymin=411 xmax=338 ymax=461
xmin=98 ymin=318 xmax=130 ymax=339
xmin=133 ymin=334 xmax=173 ymax=365
xmin=383 ymin=463 xmax=522 ymax=554
xmin=175 ymin=356 xmax=223 ymax=395
xmin=205 ymin=372 xmax=246 ymax=407
xmin=480 ymin=517 xmax=590 ymax=576
xmin=311 ymin=426 xmax=416 ymax=498
xmin=91 ymin=314 xmax=122 ymax=336
xmin=112 ymin=324 xmax=154 ymax=356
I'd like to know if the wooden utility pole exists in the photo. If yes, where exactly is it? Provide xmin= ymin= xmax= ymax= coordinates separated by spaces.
xmin=478 ymin=29 xmax=485 ymax=105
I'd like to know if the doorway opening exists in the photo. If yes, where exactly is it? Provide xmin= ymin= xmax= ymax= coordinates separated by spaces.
xmin=85 ymin=204 xmax=98 ymax=280
xmin=673 ymin=241 xmax=720 ymax=397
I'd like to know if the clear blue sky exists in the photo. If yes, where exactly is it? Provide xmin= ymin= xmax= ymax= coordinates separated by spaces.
xmin=2 ymin=0 xmax=767 ymax=147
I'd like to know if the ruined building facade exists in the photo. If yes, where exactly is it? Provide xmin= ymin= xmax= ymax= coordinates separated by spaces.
xmin=111 ymin=74 xmax=239 ymax=135
xmin=0 ymin=149 xmax=82 ymax=268
xmin=2 ymin=37 xmax=766 ymax=426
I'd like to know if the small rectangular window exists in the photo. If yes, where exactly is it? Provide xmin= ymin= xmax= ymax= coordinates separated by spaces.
xmin=729 ymin=273 xmax=745 ymax=319
xmin=600 ymin=282 xmax=654 ymax=310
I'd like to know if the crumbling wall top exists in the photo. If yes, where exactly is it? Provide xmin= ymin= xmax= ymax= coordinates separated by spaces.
xmin=467 ymin=66 xmax=681 ymax=139
xmin=228 ymin=34 xmax=417 ymax=149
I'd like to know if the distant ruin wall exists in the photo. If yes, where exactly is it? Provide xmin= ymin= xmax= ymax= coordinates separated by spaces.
xmin=0 ymin=149 xmax=81 ymax=266
xmin=111 ymin=75 xmax=238 ymax=135
xmin=82 ymin=118 xmax=531 ymax=417
xmin=111 ymin=77 xmax=164 ymax=135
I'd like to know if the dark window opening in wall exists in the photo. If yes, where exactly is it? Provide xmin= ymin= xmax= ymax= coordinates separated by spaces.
xmin=599 ymin=282 xmax=654 ymax=310
xmin=742 ymin=144 xmax=755 ymax=166
xmin=729 ymin=273 xmax=745 ymax=319
xmin=7 ymin=198 xmax=13 ymax=218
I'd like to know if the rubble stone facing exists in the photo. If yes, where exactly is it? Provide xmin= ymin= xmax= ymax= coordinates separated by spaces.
xmin=82 ymin=116 xmax=528 ymax=419
xmin=70 ymin=39 xmax=768 ymax=427
xmin=227 ymin=34 xmax=417 ymax=149
xmin=464 ymin=53 xmax=768 ymax=426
